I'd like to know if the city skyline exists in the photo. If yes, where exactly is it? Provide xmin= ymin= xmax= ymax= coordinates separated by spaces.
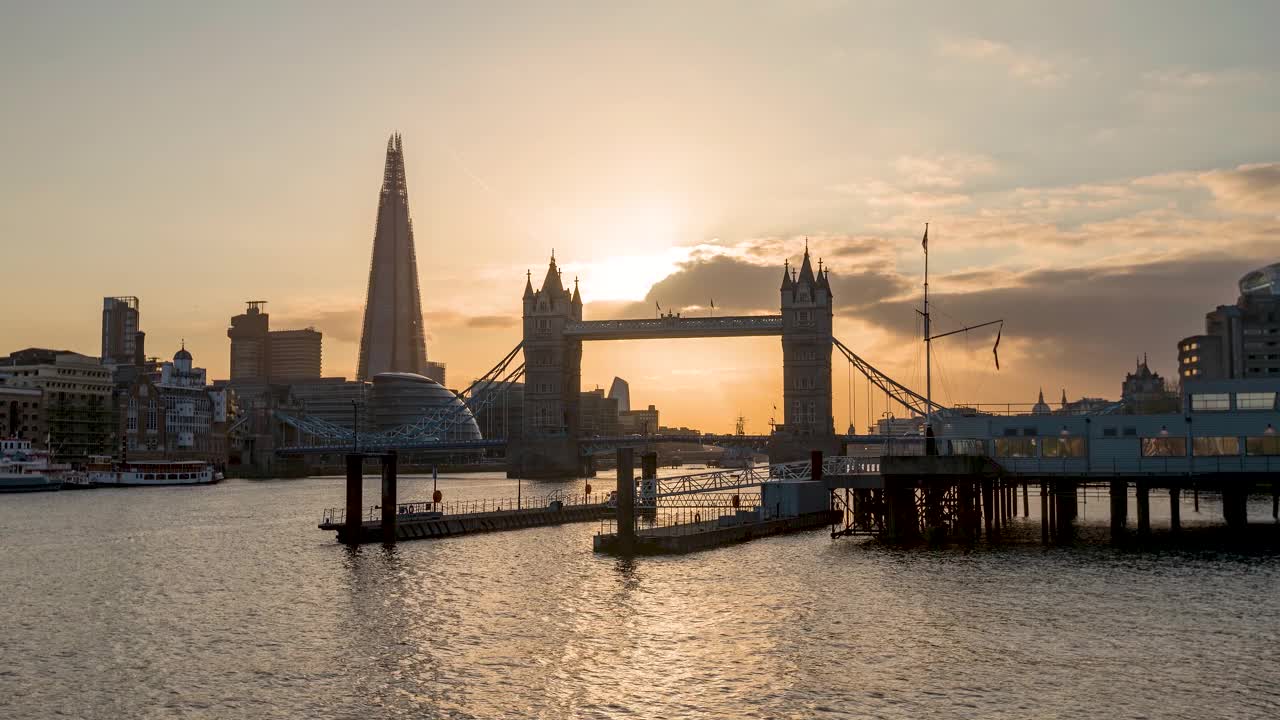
xmin=3 ymin=2 xmax=1278 ymax=433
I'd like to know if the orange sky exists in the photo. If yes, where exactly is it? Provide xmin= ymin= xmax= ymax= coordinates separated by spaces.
xmin=3 ymin=3 xmax=1278 ymax=433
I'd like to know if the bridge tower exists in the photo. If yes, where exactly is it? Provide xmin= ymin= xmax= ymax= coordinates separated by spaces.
xmin=775 ymin=243 xmax=838 ymax=459
xmin=510 ymin=254 xmax=586 ymax=478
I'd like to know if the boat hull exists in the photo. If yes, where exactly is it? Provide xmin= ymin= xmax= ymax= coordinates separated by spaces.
xmin=0 ymin=474 xmax=62 ymax=493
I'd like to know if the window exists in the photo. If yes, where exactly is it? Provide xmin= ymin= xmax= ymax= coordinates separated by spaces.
xmin=1246 ymin=436 xmax=1280 ymax=455
xmin=796 ymin=310 xmax=814 ymax=326
xmin=1022 ymin=427 xmax=1038 ymax=436
xmin=1236 ymin=392 xmax=1276 ymax=411
xmin=1102 ymin=428 xmax=1118 ymax=437
xmin=994 ymin=437 xmax=1037 ymax=457
xmin=1193 ymin=436 xmax=1240 ymax=456
xmin=1141 ymin=437 xmax=1186 ymax=457
xmin=1191 ymin=393 xmax=1230 ymax=412
xmin=1042 ymin=437 xmax=1086 ymax=457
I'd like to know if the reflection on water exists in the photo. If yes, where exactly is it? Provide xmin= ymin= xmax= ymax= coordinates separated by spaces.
xmin=2 ymin=472 xmax=1278 ymax=719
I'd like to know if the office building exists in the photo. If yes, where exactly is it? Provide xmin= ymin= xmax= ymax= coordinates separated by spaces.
xmin=579 ymin=388 xmax=620 ymax=437
xmin=117 ymin=345 xmax=222 ymax=461
xmin=356 ymin=134 xmax=433 ymax=380
xmin=619 ymin=404 xmax=659 ymax=435
xmin=471 ymin=380 xmax=523 ymax=440
xmin=228 ymin=301 xmax=271 ymax=382
xmin=0 ymin=349 xmax=114 ymax=461
xmin=269 ymin=328 xmax=322 ymax=380
xmin=1179 ymin=262 xmax=1280 ymax=380
xmin=101 ymin=296 xmax=145 ymax=366
xmin=288 ymin=378 xmax=370 ymax=432
xmin=0 ymin=381 xmax=42 ymax=442
xmin=607 ymin=377 xmax=631 ymax=413
xmin=367 ymin=372 xmax=480 ymax=440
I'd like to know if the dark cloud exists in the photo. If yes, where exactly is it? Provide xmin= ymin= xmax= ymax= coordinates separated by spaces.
xmin=861 ymin=253 xmax=1273 ymax=378
xmin=641 ymin=255 xmax=909 ymax=315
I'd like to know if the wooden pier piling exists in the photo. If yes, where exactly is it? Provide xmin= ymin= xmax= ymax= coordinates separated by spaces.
xmin=1110 ymin=480 xmax=1127 ymax=540
xmin=1169 ymin=487 xmax=1181 ymax=534
xmin=1136 ymin=480 xmax=1151 ymax=536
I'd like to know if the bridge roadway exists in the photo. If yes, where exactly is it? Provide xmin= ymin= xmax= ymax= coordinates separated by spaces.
xmin=563 ymin=315 xmax=783 ymax=341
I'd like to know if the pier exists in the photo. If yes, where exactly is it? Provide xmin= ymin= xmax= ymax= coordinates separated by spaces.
xmin=318 ymin=451 xmax=611 ymax=544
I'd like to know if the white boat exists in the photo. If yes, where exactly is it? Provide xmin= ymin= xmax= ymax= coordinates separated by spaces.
xmin=87 ymin=460 xmax=221 ymax=487
xmin=0 ymin=438 xmax=62 ymax=493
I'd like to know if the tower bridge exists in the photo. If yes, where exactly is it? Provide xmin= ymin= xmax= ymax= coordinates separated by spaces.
xmin=512 ymin=244 xmax=837 ymax=478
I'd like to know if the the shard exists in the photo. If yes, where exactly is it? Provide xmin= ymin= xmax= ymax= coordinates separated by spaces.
xmin=356 ymin=134 xmax=430 ymax=381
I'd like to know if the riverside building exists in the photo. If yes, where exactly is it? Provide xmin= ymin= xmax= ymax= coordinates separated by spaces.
xmin=1179 ymin=262 xmax=1280 ymax=381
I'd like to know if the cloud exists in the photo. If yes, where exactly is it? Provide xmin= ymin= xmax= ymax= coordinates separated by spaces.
xmin=273 ymin=306 xmax=363 ymax=343
xmin=830 ymin=153 xmax=998 ymax=209
xmin=639 ymin=249 xmax=910 ymax=316
xmin=892 ymin=154 xmax=999 ymax=189
xmin=1200 ymin=162 xmax=1280 ymax=214
xmin=937 ymin=37 xmax=1068 ymax=86
xmin=466 ymin=315 xmax=518 ymax=329
xmin=1142 ymin=67 xmax=1259 ymax=89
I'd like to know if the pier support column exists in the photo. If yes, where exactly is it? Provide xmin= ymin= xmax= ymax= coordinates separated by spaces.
xmin=380 ymin=451 xmax=398 ymax=544
xmin=1110 ymin=480 xmax=1127 ymax=540
xmin=1022 ymin=482 xmax=1029 ymax=518
xmin=956 ymin=481 xmax=977 ymax=543
xmin=344 ymin=454 xmax=363 ymax=545
xmin=1040 ymin=482 xmax=1049 ymax=544
xmin=616 ymin=448 xmax=635 ymax=553
xmin=1047 ymin=481 xmax=1058 ymax=542
xmin=884 ymin=477 xmax=920 ymax=543
xmin=1136 ymin=480 xmax=1151 ymax=536
xmin=1169 ymin=486 xmax=1181 ymax=534
xmin=1222 ymin=486 xmax=1249 ymax=530
xmin=981 ymin=479 xmax=995 ymax=539
xmin=1060 ymin=480 xmax=1078 ymax=524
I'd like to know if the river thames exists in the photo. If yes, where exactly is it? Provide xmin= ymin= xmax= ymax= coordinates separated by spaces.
xmin=2 ymin=472 xmax=1278 ymax=719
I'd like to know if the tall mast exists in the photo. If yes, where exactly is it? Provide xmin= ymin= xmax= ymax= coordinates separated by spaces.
xmin=923 ymin=222 xmax=931 ymax=426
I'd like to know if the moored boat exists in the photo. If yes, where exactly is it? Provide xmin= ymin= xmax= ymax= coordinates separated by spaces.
xmin=0 ymin=438 xmax=62 ymax=493
xmin=87 ymin=460 xmax=221 ymax=487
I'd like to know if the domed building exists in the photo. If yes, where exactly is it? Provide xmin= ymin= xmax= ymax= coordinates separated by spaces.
xmin=368 ymin=372 xmax=482 ymax=441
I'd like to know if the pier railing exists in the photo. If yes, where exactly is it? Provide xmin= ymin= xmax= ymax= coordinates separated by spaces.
xmin=321 ymin=491 xmax=609 ymax=526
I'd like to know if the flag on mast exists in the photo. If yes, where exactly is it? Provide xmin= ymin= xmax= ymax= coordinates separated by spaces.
xmin=921 ymin=223 xmax=929 ymax=252
xmin=993 ymin=323 xmax=1002 ymax=370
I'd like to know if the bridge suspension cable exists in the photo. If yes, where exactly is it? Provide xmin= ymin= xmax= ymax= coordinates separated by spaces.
xmin=832 ymin=337 xmax=947 ymax=419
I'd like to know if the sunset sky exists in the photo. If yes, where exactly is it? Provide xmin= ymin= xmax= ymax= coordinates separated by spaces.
xmin=3 ymin=1 xmax=1278 ymax=433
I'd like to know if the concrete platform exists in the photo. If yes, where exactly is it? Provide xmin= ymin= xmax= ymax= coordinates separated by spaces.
xmin=593 ymin=509 xmax=841 ymax=555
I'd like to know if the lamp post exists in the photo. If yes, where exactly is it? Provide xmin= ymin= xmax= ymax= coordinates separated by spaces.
xmin=352 ymin=400 xmax=360 ymax=453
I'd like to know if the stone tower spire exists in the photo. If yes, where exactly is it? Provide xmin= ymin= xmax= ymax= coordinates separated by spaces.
xmin=357 ymin=134 xmax=430 ymax=380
